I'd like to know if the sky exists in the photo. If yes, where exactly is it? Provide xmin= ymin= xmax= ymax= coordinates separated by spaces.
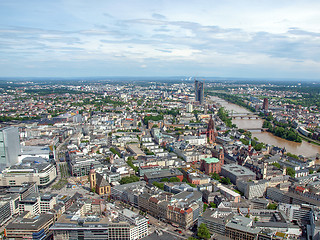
xmin=0 ymin=0 xmax=320 ymax=79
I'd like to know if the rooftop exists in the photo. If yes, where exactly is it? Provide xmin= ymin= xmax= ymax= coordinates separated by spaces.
xmin=202 ymin=157 xmax=220 ymax=164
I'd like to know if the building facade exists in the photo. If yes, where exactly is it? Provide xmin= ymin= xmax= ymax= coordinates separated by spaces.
xmin=195 ymin=80 xmax=204 ymax=104
xmin=0 ymin=127 xmax=20 ymax=172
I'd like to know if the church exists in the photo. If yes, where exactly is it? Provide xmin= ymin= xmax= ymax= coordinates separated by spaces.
xmin=89 ymin=164 xmax=111 ymax=196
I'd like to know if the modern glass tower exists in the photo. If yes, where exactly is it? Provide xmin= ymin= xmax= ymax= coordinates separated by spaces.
xmin=195 ymin=80 xmax=204 ymax=104
xmin=0 ymin=127 xmax=20 ymax=172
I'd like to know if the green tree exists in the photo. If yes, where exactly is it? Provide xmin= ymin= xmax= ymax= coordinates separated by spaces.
xmin=119 ymin=175 xmax=140 ymax=185
xmin=220 ymin=177 xmax=231 ymax=185
xmin=267 ymin=203 xmax=277 ymax=210
xmin=309 ymin=169 xmax=314 ymax=174
xmin=169 ymin=177 xmax=181 ymax=182
xmin=197 ymin=223 xmax=211 ymax=240
xmin=210 ymin=202 xmax=216 ymax=208
xmin=152 ymin=182 xmax=164 ymax=190
xmin=203 ymin=203 xmax=208 ymax=212
xmin=286 ymin=167 xmax=296 ymax=178
xmin=272 ymin=162 xmax=281 ymax=169
xmin=211 ymin=172 xmax=220 ymax=181
xmin=160 ymin=178 xmax=169 ymax=182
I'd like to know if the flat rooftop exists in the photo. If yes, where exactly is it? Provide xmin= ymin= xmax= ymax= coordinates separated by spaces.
xmin=222 ymin=164 xmax=256 ymax=176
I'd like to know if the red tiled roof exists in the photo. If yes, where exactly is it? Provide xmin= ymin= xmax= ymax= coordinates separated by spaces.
xmin=295 ymin=186 xmax=305 ymax=192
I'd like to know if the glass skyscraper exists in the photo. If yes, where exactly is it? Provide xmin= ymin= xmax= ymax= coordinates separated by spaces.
xmin=195 ymin=80 xmax=204 ymax=104
xmin=0 ymin=127 xmax=20 ymax=172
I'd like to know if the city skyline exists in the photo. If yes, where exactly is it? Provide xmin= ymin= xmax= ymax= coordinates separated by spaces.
xmin=1 ymin=0 xmax=320 ymax=79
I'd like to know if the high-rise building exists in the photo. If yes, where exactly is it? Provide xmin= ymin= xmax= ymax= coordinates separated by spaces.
xmin=195 ymin=80 xmax=204 ymax=104
xmin=263 ymin=98 xmax=268 ymax=111
xmin=186 ymin=103 xmax=193 ymax=113
xmin=0 ymin=127 xmax=20 ymax=172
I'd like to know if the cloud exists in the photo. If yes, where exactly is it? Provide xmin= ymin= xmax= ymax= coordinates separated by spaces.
xmin=152 ymin=13 xmax=166 ymax=20
xmin=0 ymin=0 xmax=320 ymax=78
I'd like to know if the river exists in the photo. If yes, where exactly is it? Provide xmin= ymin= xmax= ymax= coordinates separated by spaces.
xmin=210 ymin=96 xmax=320 ymax=157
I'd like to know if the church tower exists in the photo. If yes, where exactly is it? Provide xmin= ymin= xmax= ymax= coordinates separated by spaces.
xmin=207 ymin=115 xmax=216 ymax=144
xmin=89 ymin=164 xmax=96 ymax=192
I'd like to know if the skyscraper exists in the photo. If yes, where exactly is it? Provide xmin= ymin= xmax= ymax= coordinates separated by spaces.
xmin=263 ymin=98 xmax=269 ymax=111
xmin=0 ymin=127 xmax=20 ymax=172
xmin=194 ymin=80 xmax=204 ymax=104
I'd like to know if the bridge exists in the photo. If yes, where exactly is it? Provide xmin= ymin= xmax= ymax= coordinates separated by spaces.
xmin=242 ymin=128 xmax=268 ymax=132
xmin=230 ymin=112 xmax=260 ymax=120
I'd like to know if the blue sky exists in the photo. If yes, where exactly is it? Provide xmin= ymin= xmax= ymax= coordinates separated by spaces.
xmin=1 ymin=0 xmax=320 ymax=79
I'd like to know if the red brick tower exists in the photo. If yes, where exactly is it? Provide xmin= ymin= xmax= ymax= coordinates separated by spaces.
xmin=207 ymin=115 xmax=216 ymax=144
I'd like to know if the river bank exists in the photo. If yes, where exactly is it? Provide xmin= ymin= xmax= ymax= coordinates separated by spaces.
xmin=210 ymin=96 xmax=320 ymax=157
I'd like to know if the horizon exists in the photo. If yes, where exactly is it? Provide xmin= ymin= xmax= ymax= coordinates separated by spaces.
xmin=1 ymin=75 xmax=320 ymax=83
xmin=1 ymin=0 xmax=320 ymax=79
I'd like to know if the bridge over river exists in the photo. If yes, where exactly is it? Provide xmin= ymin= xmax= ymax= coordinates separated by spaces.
xmin=230 ymin=112 xmax=260 ymax=120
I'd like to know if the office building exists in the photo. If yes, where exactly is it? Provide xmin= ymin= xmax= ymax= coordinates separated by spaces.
xmin=220 ymin=164 xmax=256 ymax=185
xmin=263 ymin=98 xmax=268 ymax=111
xmin=144 ymin=168 xmax=183 ymax=184
xmin=225 ymin=215 xmax=261 ymax=240
xmin=5 ymin=212 xmax=54 ymax=240
xmin=195 ymin=80 xmax=204 ymax=104
xmin=0 ymin=193 xmax=20 ymax=227
xmin=198 ymin=208 xmax=234 ymax=236
xmin=186 ymin=103 xmax=193 ymax=113
xmin=0 ymin=127 xmax=20 ymax=172
xmin=0 ymin=159 xmax=56 ymax=187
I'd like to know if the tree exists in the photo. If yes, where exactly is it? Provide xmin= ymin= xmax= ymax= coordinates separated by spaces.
xmin=211 ymin=172 xmax=220 ymax=181
xmin=169 ymin=177 xmax=181 ymax=182
xmin=220 ymin=177 xmax=231 ymax=185
xmin=119 ymin=175 xmax=140 ymax=185
xmin=272 ymin=162 xmax=281 ymax=169
xmin=160 ymin=178 xmax=169 ymax=182
xmin=188 ymin=237 xmax=198 ymax=240
xmin=267 ymin=203 xmax=277 ymax=210
xmin=203 ymin=203 xmax=208 ymax=212
xmin=309 ymin=169 xmax=314 ymax=174
xmin=286 ymin=167 xmax=296 ymax=178
xmin=152 ymin=182 xmax=164 ymax=190
xmin=197 ymin=223 xmax=211 ymax=240
xmin=210 ymin=202 xmax=216 ymax=208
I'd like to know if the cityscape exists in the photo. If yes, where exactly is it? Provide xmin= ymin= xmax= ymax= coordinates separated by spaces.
xmin=0 ymin=78 xmax=319 ymax=240
xmin=1 ymin=1 xmax=320 ymax=240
